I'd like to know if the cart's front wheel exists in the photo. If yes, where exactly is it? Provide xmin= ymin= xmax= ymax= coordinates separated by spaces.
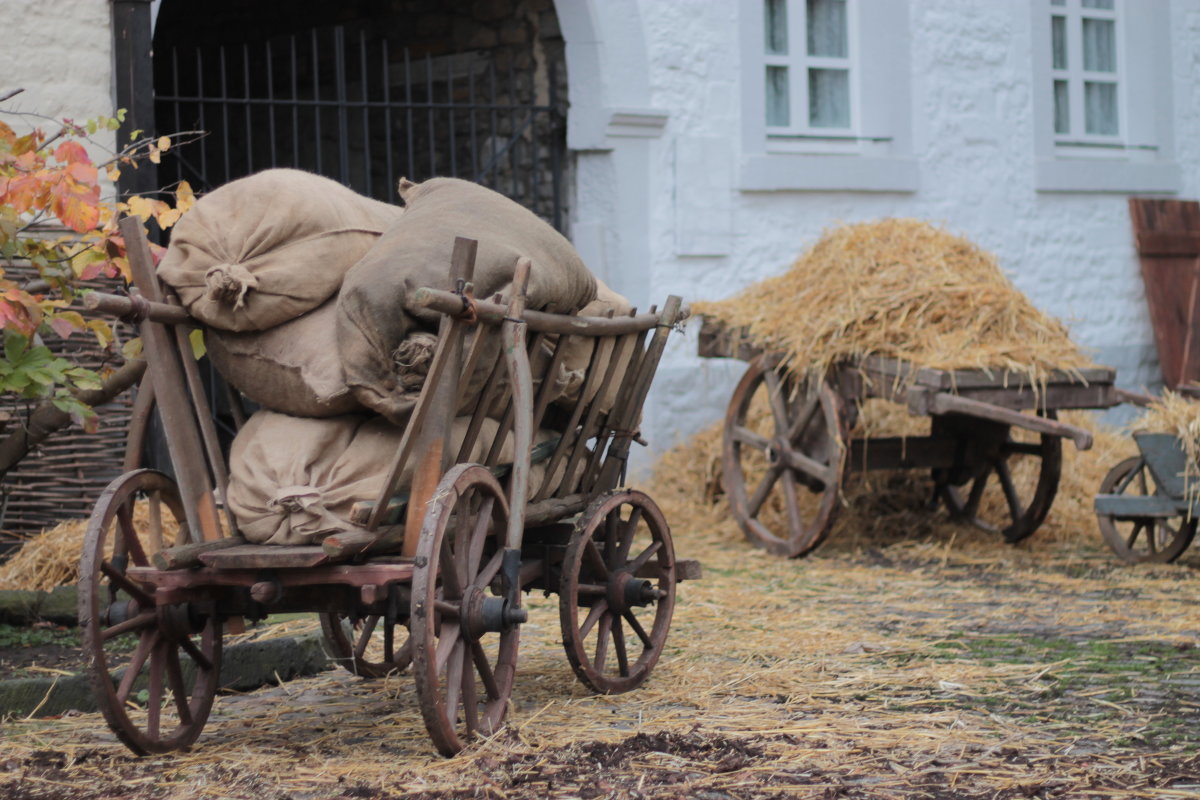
xmin=411 ymin=464 xmax=518 ymax=756
xmin=319 ymin=612 xmax=413 ymax=678
xmin=722 ymin=355 xmax=847 ymax=557
xmin=78 ymin=469 xmax=222 ymax=755
xmin=560 ymin=490 xmax=676 ymax=694
xmin=935 ymin=413 xmax=1063 ymax=543
xmin=1097 ymin=456 xmax=1196 ymax=564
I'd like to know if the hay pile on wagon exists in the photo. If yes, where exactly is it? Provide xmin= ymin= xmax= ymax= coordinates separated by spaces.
xmin=694 ymin=218 xmax=1095 ymax=381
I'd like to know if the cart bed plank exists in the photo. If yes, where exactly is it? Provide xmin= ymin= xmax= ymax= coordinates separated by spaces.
xmin=199 ymin=545 xmax=331 ymax=569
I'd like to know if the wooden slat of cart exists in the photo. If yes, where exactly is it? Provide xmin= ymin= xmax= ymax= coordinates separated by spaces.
xmin=1129 ymin=198 xmax=1200 ymax=390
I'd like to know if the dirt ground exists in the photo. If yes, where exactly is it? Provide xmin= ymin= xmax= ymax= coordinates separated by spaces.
xmin=1 ymin=501 xmax=1198 ymax=800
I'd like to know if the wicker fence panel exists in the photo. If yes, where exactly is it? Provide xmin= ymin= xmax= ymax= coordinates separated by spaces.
xmin=0 ymin=263 xmax=135 ymax=537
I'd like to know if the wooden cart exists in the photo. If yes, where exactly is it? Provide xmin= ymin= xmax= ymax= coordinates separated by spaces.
xmin=1095 ymin=433 xmax=1197 ymax=564
xmin=699 ymin=319 xmax=1119 ymax=557
xmin=77 ymin=218 xmax=696 ymax=756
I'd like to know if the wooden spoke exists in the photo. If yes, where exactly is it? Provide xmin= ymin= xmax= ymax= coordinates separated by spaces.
xmin=627 ymin=541 xmax=663 ymax=574
xmin=582 ymin=539 xmax=610 ymax=580
xmin=623 ymin=610 xmax=654 ymax=649
xmin=593 ymin=614 xmax=612 ymax=673
xmin=101 ymin=611 xmax=157 ymax=642
xmin=165 ymin=645 xmax=193 ymax=726
xmin=470 ymin=640 xmax=502 ymax=699
xmin=615 ymin=506 xmax=643 ymax=564
xmin=732 ymin=426 xmax=770 ymax=451
xmin=612 ymin=619 xmax=630 ymax=677
xmin=746 ymin=468 xmax=782 ymax=518
xmin=354 ymin=616 xmax=380 ymax=658
xmin=116 ymin=631 xmax=157 ymax=705
xmin=434 ymin=622 xmax=463 ymax=672
xmin=99 ymin=561 xmax=153 ymax=607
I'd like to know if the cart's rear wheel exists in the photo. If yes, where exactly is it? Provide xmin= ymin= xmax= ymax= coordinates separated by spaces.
xmin=78 ymin=469 xmax=222 ymax=755
xmin=722 ymin=355 xmax=847 ymax=557
xmin=934 ymin=413 xmax=1062 ymax=543
xmin=560 ymin=490 xmax=675 ymax=694
xmin=411 ymin=464 xmax=518 ymax=756
xmin=1097 ymin=456 xmax=1196 ymax=564
xmin=319 ymin=612 xmax=413 ymax=678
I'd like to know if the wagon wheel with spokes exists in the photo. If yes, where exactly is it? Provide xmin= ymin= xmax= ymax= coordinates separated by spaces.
xmin=933 ymin=412 xmax=1062 ymax=543
xmin=1097 ymin=456 xmax=1196 ymax=564
xmin=78 ymin=469 xmax=222 ymax=755
xmin=722 ymin=355 xmax=848 ymax=557
xmin=411 ymin=464 xmax=521 ymax=756
xmin=319 ymin=612 xmax=413 ymax=678
xmin=559 ymin=490 xmax=676 ymax=694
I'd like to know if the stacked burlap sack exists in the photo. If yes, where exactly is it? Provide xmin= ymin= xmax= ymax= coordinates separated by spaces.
xmin=157 ymin=169 xmax=627 ymax=546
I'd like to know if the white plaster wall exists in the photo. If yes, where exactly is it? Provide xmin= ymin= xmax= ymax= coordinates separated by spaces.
xmin=570 ymin=0 xmax=1200 ymax=470
xmin=0 ymin=0 xmax=115 ymax=157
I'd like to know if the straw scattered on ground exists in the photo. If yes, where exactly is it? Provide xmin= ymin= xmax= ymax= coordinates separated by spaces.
xmin=1 ymin=404 xmax=1198 ymax=799
xmin=694 ymin=218 xmax=1094 ymax=382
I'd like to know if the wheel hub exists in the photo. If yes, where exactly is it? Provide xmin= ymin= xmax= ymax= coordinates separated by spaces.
xmin=607 ymin=570 xmax=659 ymax=612
xmin=461 ymin=586 xmax=526 ymax=640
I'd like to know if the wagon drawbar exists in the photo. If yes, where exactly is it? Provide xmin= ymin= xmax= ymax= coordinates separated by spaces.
xmin=77 ymin=218 xmax=699 ymax=757
xmin=699 ymin=318 xmax=1121 ymax=557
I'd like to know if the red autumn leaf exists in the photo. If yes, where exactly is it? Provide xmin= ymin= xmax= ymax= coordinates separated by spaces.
xmin=53 ymin=140 xmax=92 ymax=166
xmin=49 ymin=174 xmax=101 ymax=232
xmin=0 ymin=295 xmax=36 ymax=336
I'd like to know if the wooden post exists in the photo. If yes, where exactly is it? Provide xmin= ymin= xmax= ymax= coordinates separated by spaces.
xmin=120 ymin=217 xmax=221 ymax=542
xmin=400 ymin=237 xmax=477 ymax=557
xmin=501 ymin=258 xmax=533 ymax=550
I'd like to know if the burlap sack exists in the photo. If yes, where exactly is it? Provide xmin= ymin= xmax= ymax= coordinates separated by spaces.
xmin=159 ymin=169 xmax=404 ymax=332
xmin=205 ymin=297 xmax=362 ymax=418
xmin=546 ymin=278 xmax=636 ymax=415
xmin=337 ymin=177 xmax=597 ymax=424
xmin=227 ymin=411 xmax=522 ymax=546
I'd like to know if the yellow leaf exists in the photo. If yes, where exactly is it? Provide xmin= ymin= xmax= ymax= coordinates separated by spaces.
xmin=157 ymin=207 xmax=182 ymax=229
xmin=189 ymin=328 xmax=206 ymax=360
xmin=121 ymin=337 xmax=143 ymax=361
xmin=156 ymin=135 xmax=171 ymax=152
xmin=148 ymin=146 xmax=161 ymax=165
xmin=88 ymin=318 xmax=114 ymax=348
xmin=176 ymin=180 xmax=195 ymax=213
xmin=126 ymin=195 xmax=156 ymax=221
xmin=106 ymin=164 xmax=121 ymax=182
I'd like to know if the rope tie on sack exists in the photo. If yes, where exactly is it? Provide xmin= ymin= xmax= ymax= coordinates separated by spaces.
xmin=204 ymin=263 xmax=259 ymax=309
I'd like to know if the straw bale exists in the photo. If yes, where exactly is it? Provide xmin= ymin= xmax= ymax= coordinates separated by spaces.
xmin=0 ymin=518 xmax=88 ymax=592
xmin=694 ymin=218 xmax=1094 ymax=382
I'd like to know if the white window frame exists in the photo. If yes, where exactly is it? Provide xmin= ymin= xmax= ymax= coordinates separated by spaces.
xmin=1032 ymin=0 xmax=1178 ymax=193
xmin=739 ymin=0 xmax=916 ymax=192
xmin=763 ymin=0 xmax=859 ymax=150
xmin=1049 ymin=0 xmax=1123 ymax=151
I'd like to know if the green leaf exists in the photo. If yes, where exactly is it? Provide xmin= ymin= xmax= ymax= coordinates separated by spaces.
xmin=189 ymin=328 xmax=206 ymax=360
xmin=4 ymin=330 xmax=28 ymax=363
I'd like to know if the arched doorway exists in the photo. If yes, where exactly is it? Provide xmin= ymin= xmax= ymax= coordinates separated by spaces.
xmin=150 ymin=0 xmax=570 ymax=229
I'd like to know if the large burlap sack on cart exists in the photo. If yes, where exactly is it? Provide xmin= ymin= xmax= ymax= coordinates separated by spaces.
xmin=158 ymin=169 xmax=404 ymax=332
xmin=544 ymin=278 xmax=636 ymax=416
xmin=205 ymin=298 xmax=363 ymax=417
xmin=227 ymin=410 xmax=564 ymax=545
xmin=337 ymin=177 xmax=598 ymax=424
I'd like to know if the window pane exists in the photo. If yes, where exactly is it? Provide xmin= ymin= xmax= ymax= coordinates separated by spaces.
xmin=1082 ymin=18 xmax=1116 ymax=72
xmin=1085 ymin=81 xmax=1118 ymax=135
xmin=1053 ymin=80 xmax=1070 ymax=134
xmin=808 ymin=68 xmax=850 ymax=128
xmin=1050 ymin=0 xmax=1065 ymax=5
xmin=1082 ymin=0 xmax=1115 ymax=9
xmin=766 ymin=66 xmax=790 ymax=126
xmin=765 ymin=0 xmax=788 ymax=55
xmin=1051 ymin=16 xmax=1067 ymax=70
xmin=807 ymin=0 xmax=848 ymax=58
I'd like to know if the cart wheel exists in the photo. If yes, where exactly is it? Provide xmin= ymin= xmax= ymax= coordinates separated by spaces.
xmin=935 ymin=413 xmax=1062 ymax=543
xmin=319 ymin=612 xmax=413 ymax=678
xmin=722 ymin=355 xmax=847 ymax=557
xmin=559 ymin=490 xmax=675 ymax=694
xmin=411 ymin=464 xmax=518 ymax=756
xmin=78 ymin=469 xmax=222 ymax=755
xmin=1097 ymin=456 xmax=1196 ymax=564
